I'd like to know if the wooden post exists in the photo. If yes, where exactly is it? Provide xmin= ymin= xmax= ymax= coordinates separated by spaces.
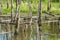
xmin=38 ymin=0 xmax=42 ymax=40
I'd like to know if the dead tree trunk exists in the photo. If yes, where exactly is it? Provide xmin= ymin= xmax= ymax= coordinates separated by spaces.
xmin=10 ymin=0 xmax=13 ymax=32
xmin=38 ymin=0 xmax=42 ymax=40
xmin=45 ymin=0 xmax=51 ymax=20
xmin=0 ymin=0 xmax=2 ymax=15
xmin=14 ymin=0 xmax=20 ymax=40
xmin=28 ymin=0 xmax=33 ymax=40
xmin=28 ymin=0 xmax=32 ymax=17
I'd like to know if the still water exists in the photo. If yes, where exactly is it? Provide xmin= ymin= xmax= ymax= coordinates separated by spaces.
xmin=0 ymin=22 xmax=60 ymax=40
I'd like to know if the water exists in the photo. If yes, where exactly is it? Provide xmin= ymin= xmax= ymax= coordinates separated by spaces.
xmin=0 ymin=21 xmax=60 ymax=40
xmin=0 ymin=32 xmax=12 ymax=40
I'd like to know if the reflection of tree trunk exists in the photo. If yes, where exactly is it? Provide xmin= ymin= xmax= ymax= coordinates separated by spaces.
xmin=36 ymin=22 xmax=39 ymax=40
xmin=5 ymin=24 xmax=9 ymax=40
xmin=23 ymin=24 xmax=26 ymax=40
xmin=21 ymin=24 xmax=25 ymax=40
xmin=27 ymin=24 xmax=33 ymax=40
xmin=49 ymin=22 xmax=53 ymax=40
xmin=50 ymin=22 xmax=54 ymax=34
xmin=50 ymin=22 xmax=59 ymax=34
xmin=14 ymin=18 xmax=19 ymax=40
xmin=25 ymin=24 xmax=28 ymax=40
xmin=30 ymin=24 xmax=33 ymax=40
xmin=21 ymin=26 xmax=24 ymax=40
xmin=58 ymin=17 xmax=60 ymax=33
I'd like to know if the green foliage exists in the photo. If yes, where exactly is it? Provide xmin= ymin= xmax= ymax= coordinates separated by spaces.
xmin=2 ymin=8 xmax=11 ymax=14
xmin=1 ymin=0 xmax=60 ymax=15
xmin=20 ymin=3 xmax=29 ymax=12
xmin=51 ymin=0 xmax=59 ymax=2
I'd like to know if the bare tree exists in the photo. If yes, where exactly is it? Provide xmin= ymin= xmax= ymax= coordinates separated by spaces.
xmin=38 ymin=0 xmax=42 ymax=40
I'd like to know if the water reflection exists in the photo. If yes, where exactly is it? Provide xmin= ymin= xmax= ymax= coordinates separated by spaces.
xmin=0 ymin=21 xmax=60 ymax=40
xmin=0 ymin=32 xmax=12 ymax=40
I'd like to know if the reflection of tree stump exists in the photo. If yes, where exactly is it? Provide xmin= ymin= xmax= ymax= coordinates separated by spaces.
xmin=45 ymin=16 xmax=49 ymax=20
xmin=14 ymin=18 xmax=19 ymax=40
xmin=14 ymin=29 xmax=19 ymax=40
xmin=50 ymin=22 xmax=59 ymax=34
xmin=5 ymin=23 xmax=9 ymax=40
xmin=58 ymin=17 xmax=60 ymax=33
